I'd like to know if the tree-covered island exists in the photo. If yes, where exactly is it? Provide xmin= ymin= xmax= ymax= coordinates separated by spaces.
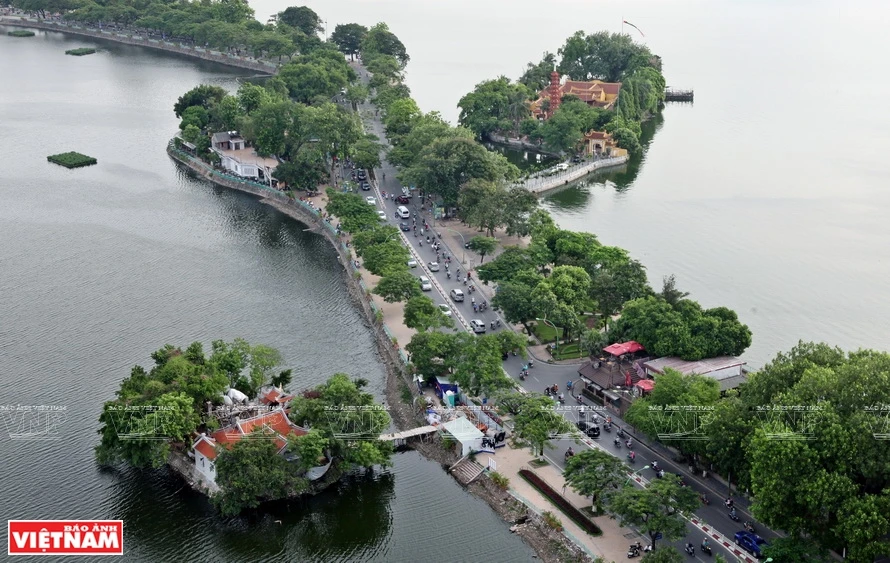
xmin=95 ymin=339 xmax=392 ymax=515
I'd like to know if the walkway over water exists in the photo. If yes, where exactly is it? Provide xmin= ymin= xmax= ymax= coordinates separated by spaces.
xmin=379 ymin=425 xmax=438 ymax=443
xmin=515 ymin=156 xmax=629 ymax=194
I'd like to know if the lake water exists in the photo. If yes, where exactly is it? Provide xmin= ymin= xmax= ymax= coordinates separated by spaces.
xmin=0 ymin=30 xmax=534 ymax=562
xmin=271 ymin=0 xmax=890 ymax=367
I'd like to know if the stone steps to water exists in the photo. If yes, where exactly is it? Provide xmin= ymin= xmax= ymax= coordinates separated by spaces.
xmin=450 ymin=458 xmax=486 ymax=486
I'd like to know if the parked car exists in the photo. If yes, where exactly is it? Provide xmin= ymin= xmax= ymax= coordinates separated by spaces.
xmin=377 ymin=210 xmax=387 ymax=221
xmin=556 ymin=162 xmax=569 ymax=171
xmin=419 ymin=276 xmax=432 ymax=291
xmin=360 ymin=181 xmax=371 ymax=191
xmin=576 ymin=421 xmax=600 ymax=438
xmin=571 ymin=155 xmax=582 ymax=163
xmin=427 ymin=261 xmax=440 ymax=272
xmin=399 ymin=221 xmax=411 ymax=232
xmin=438 ymin=304 xmax=452 ymax=317
xmin=365 ymin=196 xmax=376 ymax=205
xmin=734 ymin=531 xmax=768 ymax=559
xmin=407 ymin=259 xmax=417 ymax=268
xmin=470 ymin=319 xmax=486 ymax=333
xmin=396 ymin=195 xmax=410 ymax=204
xmin=357 ymin=170 xmax=367 ymax=180
xmin=450 ymin=288 xmax=464 ymax=302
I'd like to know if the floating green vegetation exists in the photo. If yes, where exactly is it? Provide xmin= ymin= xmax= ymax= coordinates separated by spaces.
xmin=47 ymin=152 xmax=98 ymax=169
xmin=8 ymin=30 xmax=35 ymax=37
xmin=65 ymin=47 xmax=96 ymax=56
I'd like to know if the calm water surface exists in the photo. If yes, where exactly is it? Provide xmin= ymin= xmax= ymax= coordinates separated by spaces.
xmin=280 ymin=0 xmax=890 ymax=366
xmin=0 ymin=30 xmax=533 ymax=562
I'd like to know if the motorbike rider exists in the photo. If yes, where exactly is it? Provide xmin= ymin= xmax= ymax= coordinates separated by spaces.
xmin=628 ymin=450 xmax=635 ymax=461
xmin=702 ymin=537 xmax=710 ymax=549
xmin=729 ymin=507 xmax=738 ymax=519
xmin=565 ymin=447 xmax=575 ymax=458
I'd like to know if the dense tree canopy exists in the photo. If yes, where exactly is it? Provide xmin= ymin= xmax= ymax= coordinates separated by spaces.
xmin=361 ymin=22 xmax=409 ymax=67
xmin=400 ymin=137 xmax=519 ymax=206
xmin=457 ymin=179 xmax=538 ymax=237
xmin=557 ymin=30 xmax=658 ymax=82
xmin=331 ymin=23 xmax=368 ymax=60
xmin=696 ymin=342 xmax=890 ymax=561
xmin=611 ymin=295 xmax=752 ymax=360
xmin=276 ymin=6 xmax=322 ymax=36
xmin=457 ymin=76 xmax=533 ymax=138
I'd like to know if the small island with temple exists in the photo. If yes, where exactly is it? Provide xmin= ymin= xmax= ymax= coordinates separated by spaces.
xmin=95 ymin=339 xmax=394 ymax=515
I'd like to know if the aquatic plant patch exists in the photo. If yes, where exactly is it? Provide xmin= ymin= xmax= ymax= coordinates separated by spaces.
xmin=47 ymin=152 xmax=98 ymax=169
xmin=66 ymin=48 xmax=96 ymax=56
xmin=8 ymin=30 xmax=35 ymax=37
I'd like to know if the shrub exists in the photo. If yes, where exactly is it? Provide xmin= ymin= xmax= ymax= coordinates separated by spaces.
xmin=519 ymin=469 xmax=602 ymax=536
xmin=489 ymin=471 xmax=510 ymax=490
xmin=542 ymin=511 xmax=563 ymax=531
xmin=47 ymin=152 xmax=97 ymax=169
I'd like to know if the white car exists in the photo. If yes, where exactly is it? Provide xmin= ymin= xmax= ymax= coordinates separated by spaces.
xmin=377 ymin=210 xmax=386 ymax=221
xmin=407 ymin=259 xmax=418 ymax=268
xmin=438 ymin=304 xmax=452 ymax=317
xmin=428 ymin=261 xmax=440 ymax=272
xmin=365 ymin=196 xmax=376 ymax=205
xmin=419 ymin=276 xmax=432 ymax=291
xmin=470 ymin=319 xmax=487 ymax=334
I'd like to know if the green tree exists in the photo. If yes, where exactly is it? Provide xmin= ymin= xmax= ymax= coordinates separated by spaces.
xmin=558 ymin=30 xmax=657 ymax=82
xmin=181 ymin=124 xmax=203 ymax=145
xmin=659 ymin=274 xmax=689 ymax=307
xmin=404 ymin=295 xmax=452 ymax=331
xmin=451 ymin=334 xmax=514 ymax=396
xmin=277 ymin=6 xmax=322 ymax=36
xmin=564 ymin=448 xmax=627 ymax=509
xmin=331 ymin=23 xmax=367 ymax=60
xmin=288 ymin=428 xmax=330 ymax=470
xmin=406 ymin=331 xmax=458 ymax=378
xmin=579 ymin=328 xmax=608 ymax=357
xmin=387 ymin=116 xmax=472 ymax=169
xmin=457 ymin=76 xmax=532 ymax=138
xmin=179 ymin=105 xmax=209 ymax=131
xmin=325 ymin=190 xmax=381 ymax=232
xmin=213 ymin=432 xmax=306 ymax=515
xmin=344 ymin=83 xmax=370 ymax=110
xmin=467 ymin=236 xmax=498 ymax=263
xmin=401 ymin=137 xmax=519 ymax=206
xmin=237 ymin=82 xmax=272 ymax=114
xmin=518 ymin=51 xmax=557 ymax=92
xmin=362 ymin=23 xmax=409 ymax=67
xmin=373 ymin=270 xmax=422 ymax=303
xmin=382 ymin=97 xmax=422 ymax=145
xmin=174 ymin=84 xmax=228 ymax=118
xmin=274 ymin=149 xmax=328 ymax=191
xmin=358 ymin=240 xmax=411 ymax=276
xmin=491 ymin=276 xmax=539 ymax=327
xmin=351 ymin=136 xmax=382 ymax=171
xmin=512 ymin=394 xmax=573 ymax=457
xmin=608 ymin=475 xmax=700 ymax=550
xmin=760 ymin=536 xmax=831 ymax=563
xmin=640 ymin=547 xmax=684 ymax=563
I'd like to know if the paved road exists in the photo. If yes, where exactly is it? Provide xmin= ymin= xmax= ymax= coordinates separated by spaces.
xmin=345 ymin=64 xmax=769 ymax=561
xmin=502 ymin=355 xmax=776 ymax=560
xmin=347 ymin=63 xmax=506 ymax=337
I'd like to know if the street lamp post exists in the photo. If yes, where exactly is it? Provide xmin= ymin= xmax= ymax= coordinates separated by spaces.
xmin=439 ymin=227 xmax=467 ymax=267
xmin=535 ymin=317 xmax=561 ymax=354
xmin=624 ymin=466 xmax=650 ymax=486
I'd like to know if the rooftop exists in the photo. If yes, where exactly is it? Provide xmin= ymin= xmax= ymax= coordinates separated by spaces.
xmin=215 ymin=147 xmax=279 ymax=170
xmin=643 ymin=356 xmax=745 ymax=378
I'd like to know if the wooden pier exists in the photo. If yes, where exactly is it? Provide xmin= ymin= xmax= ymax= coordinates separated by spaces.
xmin=664 ymin=88 xmax=694 ymax=102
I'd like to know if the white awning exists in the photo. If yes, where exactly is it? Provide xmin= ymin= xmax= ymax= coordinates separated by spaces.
xmin=441 ymin=417 xmax=484 ymax=444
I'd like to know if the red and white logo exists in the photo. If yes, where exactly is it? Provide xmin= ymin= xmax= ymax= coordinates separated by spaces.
xmin=8 ymin=520 xmax=123 ymax=556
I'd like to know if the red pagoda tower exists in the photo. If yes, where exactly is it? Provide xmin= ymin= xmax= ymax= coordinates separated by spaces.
xmin=547 ymin=69 xmax=562 ymax=118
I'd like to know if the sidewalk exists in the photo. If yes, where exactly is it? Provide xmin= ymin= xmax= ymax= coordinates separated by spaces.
xmin=490 ymin=443 xmax=634 ymax=562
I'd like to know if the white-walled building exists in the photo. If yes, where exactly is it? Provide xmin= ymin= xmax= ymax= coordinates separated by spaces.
xmin=210 ymin=131 xmax=278 ymax=184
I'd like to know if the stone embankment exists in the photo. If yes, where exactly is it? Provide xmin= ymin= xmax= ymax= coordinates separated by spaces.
xmin=518 ymin=155 xmax=629 ymax=194
xmin=0 ymin=16 xmax=277 ymax=74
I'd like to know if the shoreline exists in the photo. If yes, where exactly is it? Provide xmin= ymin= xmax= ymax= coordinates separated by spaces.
xmin=0 ymin=16 xmax=276 ymax=74
xmin=166 ymin=144 xmax=596 ymax=563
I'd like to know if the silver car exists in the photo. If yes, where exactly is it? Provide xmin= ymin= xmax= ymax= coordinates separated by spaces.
xmin=470 ymin=319 xmax=486 ymax=334
xmin=419 ymin=276 xmax=432 ymax=291
xmin=428 ymin=261 xmax=440 ymax=272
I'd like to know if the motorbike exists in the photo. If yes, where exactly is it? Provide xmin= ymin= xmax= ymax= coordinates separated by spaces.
xmin=651 ymin=460 xmax=659 ymax=471
xmin=528 ymin=359 xmax=534 ymax=368
xmin=544 ymin=386 xmax=552 ymax=396
xmin=656 ymin=469 xmax=665 ymax=478
xmin=613 ymin=437 xmax=622 ymax=449
xmin=627 ymin=451 xmax=636 ymax=463
xmin=616 ymin=427 xmax=625 ymax=438
xmin=447 ymin=272 xmax=451 ymax=279
xmin=603 ymin=422 xmax=612 ymax=433
xmin=700 ymin=543 xmax=713 ymax=556
xmin=684 ymin=544 xmax=695 ymax=556
xmin=625 ymin=438 xmax=633 ymax=448
xmin=564 ymin=449 xmax=575 ymax=461
xmin=700 ymin=493 xmax=710 ymax=505
xmin=744 ymin=521 xmax=756 ymax=534
xmin=627 ymin=542 xmax=642 ymax=559
xmin=557 ymin=395 xmax=566 ymax=405
xmin=519 ymin=372 xmax=526 ymax=381
xmin=728 ymin=509 xmax=740 ymax=522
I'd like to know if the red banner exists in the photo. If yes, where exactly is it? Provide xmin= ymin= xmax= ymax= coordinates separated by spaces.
xmin=8 ymin=520 xmax=123 ymax=556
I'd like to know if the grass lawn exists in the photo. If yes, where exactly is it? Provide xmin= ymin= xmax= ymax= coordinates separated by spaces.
xmin=551 ymin=343 xmax=586 ymax=361
xmin=47 ymin=151 xmax=97 ymax=168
